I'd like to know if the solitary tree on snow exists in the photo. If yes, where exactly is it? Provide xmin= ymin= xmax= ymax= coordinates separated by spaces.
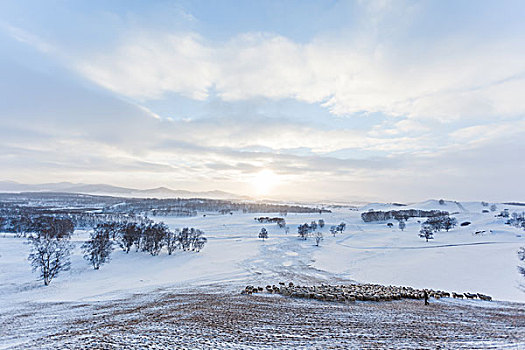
xmin=398 ymin=220 xmax=406 ymax=231
xmin=419 ymin=224 xmax=434 ymax=242
xmin=27 ymin=217 xmax=74 ymax=285
xmin=315 ymin=231 xmax=323 ymax=247
xmin=298 ymin=224 xmax=309 ymax=240
xmin=259 ymin=227 xmax=268 ymax=241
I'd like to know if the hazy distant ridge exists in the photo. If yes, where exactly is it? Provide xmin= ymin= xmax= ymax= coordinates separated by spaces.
xmin=0 ymin=181 xmax=247 ymax=200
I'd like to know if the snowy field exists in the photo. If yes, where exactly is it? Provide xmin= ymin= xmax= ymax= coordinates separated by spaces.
xmin=1 ymin=200 xmax=524 ymax=304
xmin=1 ymin=199 xmax=524 ymax=348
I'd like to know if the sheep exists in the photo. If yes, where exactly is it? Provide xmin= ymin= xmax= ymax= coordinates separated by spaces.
xmin=477 ymin=293 xmax=492 ymax=301
xmin=242 ymin=282 xmax=490 ymax=305
xmin=452 ymin=292 xmax=464 ymax=299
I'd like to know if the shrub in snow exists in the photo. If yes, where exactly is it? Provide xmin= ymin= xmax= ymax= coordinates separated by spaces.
xmin=82 ymin=225 xmax=113 ymax=270
xmin=318 ymin=219 xmax=325 ymax=228
xmin=398 ymin=220 xmax=406 ymax=231
xmin=259 ymin=227 xmax=268 ymax=241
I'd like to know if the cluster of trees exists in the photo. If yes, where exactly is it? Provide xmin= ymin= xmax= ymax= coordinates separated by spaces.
xmin=419 ymin=215 xmax=458 ymax=242
xmin=506 ymin=212 xmax=525 ymax=230
xmin=82 ymin=223 xmax=208 ymax=271
xmin=297 ymin=221 xmax=317 ymax=240
xmin=297 ymin=220 xmax=345 ymax=240
xmin=0 ymin=212 xmax=150 ymax=234
xmin=361 ymin=209 xmax=449 ymax=223
xmin=329 ymin=222 xmax=346 ymax=236
xmin=115 ymin=223 xmax=207 ymax=256
xmin=255 ymin=217 xmax=286 ymax=228
xmin=0 ymin=215 xmax=75 ymax=237
xmin=22 ymin=215 xmax=207 ymax=285
xmin=0 ymin=193 xmax=328 ymax=228
xmin=481 ymin=202 xmax=498 ymax=212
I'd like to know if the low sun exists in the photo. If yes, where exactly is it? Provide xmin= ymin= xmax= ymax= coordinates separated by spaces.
xmin=251 ymin=169 xmax=280 ymax=196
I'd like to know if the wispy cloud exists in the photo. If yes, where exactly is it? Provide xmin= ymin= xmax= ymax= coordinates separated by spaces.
xmin=69 ymin=29 xmax=525 ymax=122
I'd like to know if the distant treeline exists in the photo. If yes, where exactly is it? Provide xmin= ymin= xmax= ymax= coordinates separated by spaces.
xmin=361 ymin=209 xmax=450 ymax=223
xmin=0 ymin=213 xmax=151 ymax=235
xmin=0 ymin=192 xmax=329 ymax=230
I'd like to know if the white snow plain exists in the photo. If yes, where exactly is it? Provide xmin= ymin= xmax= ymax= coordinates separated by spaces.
xmin=0 ymin=199 xmax=524 ymax=309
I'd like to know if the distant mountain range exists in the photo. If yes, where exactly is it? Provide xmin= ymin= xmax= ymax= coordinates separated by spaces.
xmin=0 ymin=181 xmax=248 ymax=200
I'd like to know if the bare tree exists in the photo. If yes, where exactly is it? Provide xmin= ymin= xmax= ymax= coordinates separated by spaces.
xmin=419 ymin=224 xmax=434 ymax=242
xmin=298 ymin=224 xmax=309 ymax=240
xmin=315 ymin=231 xmax=323 ymax=246
xmin=142 ymin=223 xmax=168 ymax=256
xmin=27 ymin=218 xmax=74 ymax=285
xmin=117 ymin=223 xmax=142 ymax=253
xmin=442 ymin=216 xmax=457 ymax=231
xmin=82 ymin=225 xmax=113 ymax=270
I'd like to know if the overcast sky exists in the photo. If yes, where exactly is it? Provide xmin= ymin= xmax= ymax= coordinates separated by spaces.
xmin=0 ymin=0 xmax=524 ymax=202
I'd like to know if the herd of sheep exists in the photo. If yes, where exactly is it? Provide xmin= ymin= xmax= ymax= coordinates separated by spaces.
xmin=242 ymin=282 xmax=492 ymax=302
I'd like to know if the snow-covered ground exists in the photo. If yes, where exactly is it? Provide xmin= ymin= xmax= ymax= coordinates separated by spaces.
xmin=0 ymin=200 xmax=524 ymax=307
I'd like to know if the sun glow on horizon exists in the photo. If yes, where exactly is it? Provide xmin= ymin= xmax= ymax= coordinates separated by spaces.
xmin=250 ymin=169 xmax=280 ymax=197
